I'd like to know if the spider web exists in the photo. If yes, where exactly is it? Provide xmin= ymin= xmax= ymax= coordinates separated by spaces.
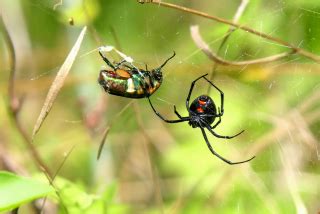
xmin=3 ymin=0 xmax=320 ymax=212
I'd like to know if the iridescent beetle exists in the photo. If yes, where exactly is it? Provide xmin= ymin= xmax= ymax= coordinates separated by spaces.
xmin=98 ymin=49 xmax=175 ymax=98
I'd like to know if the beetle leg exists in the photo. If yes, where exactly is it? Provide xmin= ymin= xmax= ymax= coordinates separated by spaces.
xmin=114 ymin=59 xmax=128 ymax=69
xmin=99 ymin=51 xmax=116 ymax=70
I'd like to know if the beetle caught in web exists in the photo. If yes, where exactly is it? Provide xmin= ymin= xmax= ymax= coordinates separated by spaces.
xmin=96 ymin=46 xmax=176 ymax=160
xmin=148 ymin=74 xmax=255 ymax=165
xmin=98 ymin=46 xmax=175 ymax=98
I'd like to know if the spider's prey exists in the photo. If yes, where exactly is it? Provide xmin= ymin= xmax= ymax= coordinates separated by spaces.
xmin=98 ymin=51 xmax=175 ymax=98
xmin=148 ymin=73 xmax=255 ymax=165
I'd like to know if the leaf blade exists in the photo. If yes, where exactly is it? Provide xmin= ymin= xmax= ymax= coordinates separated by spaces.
xmin=32 ymin=26 xmax=87 ymax=140
xmin=0 ymin=171 xmax=54 ymax=212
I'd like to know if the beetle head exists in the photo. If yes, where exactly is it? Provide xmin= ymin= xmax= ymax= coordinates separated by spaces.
xmin=152 ymin=51 xmax=176 ymax=82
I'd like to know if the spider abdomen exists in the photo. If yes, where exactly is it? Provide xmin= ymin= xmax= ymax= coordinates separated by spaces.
xmin=189 ymin=95 xmax=217 ymax=127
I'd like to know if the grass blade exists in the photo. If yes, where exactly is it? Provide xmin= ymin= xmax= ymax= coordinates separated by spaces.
xmin=32 ymin=26 xmax=87 ymax=140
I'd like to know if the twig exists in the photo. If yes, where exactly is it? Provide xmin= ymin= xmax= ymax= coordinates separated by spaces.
xmin=1 ymin=13 xmax=68 ymax=213
xmin=207 ymin=0 xmax=249 ymax=94
xmin=133 ymin=102 xmax=164 ymax=212
xmin=190 ymin=25 xmax=294 ymax=66
xmin=138 ymin=0 xmax=320 ymax=63
xmin=97 ymin=100 xmax=135 ymax=159
xmin=0 ymin=144 xmax=28 ymax=176
xmin=231 ymin=0 xmax=249 ymax=25
xmin=97 ymin=126 xmax=111 ymax=160
xmin=0 ymin=15 xmax=53 ymax=177
xmin=40 ymin=145 xmax=76 ymax=213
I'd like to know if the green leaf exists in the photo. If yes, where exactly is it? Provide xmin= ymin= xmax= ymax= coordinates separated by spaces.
xmin=42 ymin=175 xmax=97 ymax=213
xmin=0 ymin=171 xmax=54 ymax=212
xmin=101 ymin=181 xmax=118 ymax=202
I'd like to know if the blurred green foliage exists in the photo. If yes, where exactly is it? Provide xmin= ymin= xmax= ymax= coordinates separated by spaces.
xmin=0 ymin=0 xmax=320 ymax=213
xmin=0 ymin=171 xmax=53 ymax=212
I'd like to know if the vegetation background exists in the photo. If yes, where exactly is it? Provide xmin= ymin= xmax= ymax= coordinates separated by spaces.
xmin=0 ymin=0 xmax=320 ymax=213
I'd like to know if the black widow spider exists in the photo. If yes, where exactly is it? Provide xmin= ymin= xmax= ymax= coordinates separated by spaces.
xmin=148 ymin=74 xmax=255 ymax=165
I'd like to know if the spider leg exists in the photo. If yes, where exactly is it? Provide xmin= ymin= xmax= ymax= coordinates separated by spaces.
xmin=200 ymin=127 xmax=255 ymax=165
xmin=173 ymin=105 xmax=183 ymax=119
xmin=205 ymin=124 xmax=245 ymax=139
xmin=99 ymin=51 xmax=116 ymax=70
xmin=186 ymin=73 xmax=209 ymax=110
xmin=216 ymin=107 xmax=223 ymax=117
xmin=203 ymin=76 xmax=224 ymax=116
xmin=210 ymin=116 xmax=221 ymax=129
xmin=148 ymin=97 xmax=190 ymax=123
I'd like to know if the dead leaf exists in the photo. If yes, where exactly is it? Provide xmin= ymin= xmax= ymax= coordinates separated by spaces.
xmin=32 ymin=26 xmax=87 ymax=140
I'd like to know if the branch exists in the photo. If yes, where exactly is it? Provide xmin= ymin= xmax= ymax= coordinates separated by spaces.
xmin=190 ymin=25 xmax=294 ymax=66
xmin=138 ymin=0 xmax=320 ymax=63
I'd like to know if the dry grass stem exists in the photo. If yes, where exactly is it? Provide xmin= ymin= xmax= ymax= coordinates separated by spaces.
xmin=1 ymin=15 xmax=52 ymax=177
xmin=32 ymin=26 xmax=87 ymax=140
xmin=97 ymin=126 xmax=111 ymax=160
xmin=191 ymin=25 xmax=293 ymax=66
xmin=97 ymin=100 xmax=135 ymax=159
xmin=133 ymin=102 xmax=164 ymax=212
xmin=232 ymin=0 xmax=249 ymax=24
xmin=206 ymin=0 xmax=249 ymax=93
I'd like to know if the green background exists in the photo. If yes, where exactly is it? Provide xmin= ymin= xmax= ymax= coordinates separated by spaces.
xmin=0 ymin=0 xmax=320 ymax=213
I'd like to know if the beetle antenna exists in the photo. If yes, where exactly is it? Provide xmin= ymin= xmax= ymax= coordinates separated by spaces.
xmin=159 ymin=51 xmax=176 ymax=69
